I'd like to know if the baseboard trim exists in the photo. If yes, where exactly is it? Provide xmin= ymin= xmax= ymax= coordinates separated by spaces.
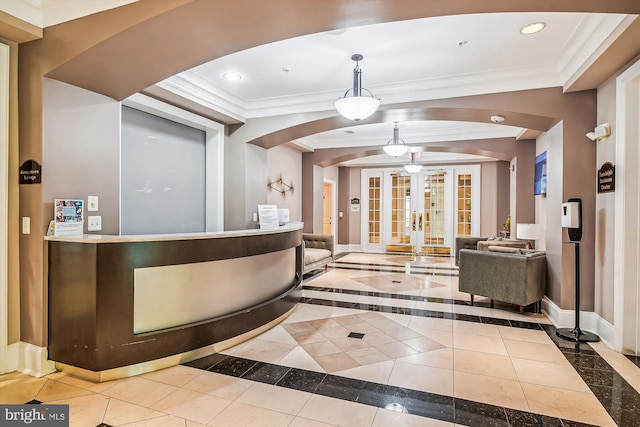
xmin=11 ymin=342 xmax=56 ymax=378
xmin=335 ymin=244 xmax=362 ymax=254
xmin=542 ymin=297 xmax=615 ymax=348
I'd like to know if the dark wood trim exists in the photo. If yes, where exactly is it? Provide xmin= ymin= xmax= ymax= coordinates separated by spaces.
xmin=48 ymin=229 xmax=303 ymax=371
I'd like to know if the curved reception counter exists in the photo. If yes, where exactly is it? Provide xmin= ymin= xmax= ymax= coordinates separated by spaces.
xmin=46 ymin=223 xmax=303 ymax=381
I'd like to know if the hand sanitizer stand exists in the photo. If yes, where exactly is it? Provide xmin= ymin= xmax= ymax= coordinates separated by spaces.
xmin=556 ymin=198 xmax=600 ymax=343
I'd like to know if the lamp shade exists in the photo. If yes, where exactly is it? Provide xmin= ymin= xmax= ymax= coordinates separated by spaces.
xmin=383 ymin=122 xmax=410 ymax=157
xmin=516 ymin=223 xmax=544 ymax=240
xmin=335 ymin=96 xmax=380 ymax=121
xmin=404 ymin=152 xmax=422 ymax=173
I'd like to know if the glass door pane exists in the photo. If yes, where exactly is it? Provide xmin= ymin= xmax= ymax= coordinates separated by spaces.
xmin=386 ymin=173 xmax=413 ymax=253
xmin=457 ymin=174 xmax=472 ymax=236
xmin=368 ymin=176 xmax=381 ymax=244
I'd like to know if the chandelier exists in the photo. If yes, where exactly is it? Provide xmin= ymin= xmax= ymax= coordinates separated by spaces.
xmin=383 ymin=122 xmax=409 ymax=157
xmin=335 ymin=54 xmax=380 ymax=121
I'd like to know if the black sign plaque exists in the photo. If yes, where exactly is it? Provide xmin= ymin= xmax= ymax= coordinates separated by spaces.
xmin=598 ymin=162 xmax=615 ymax=193
xmin=19 ymin=160 xmax=41 ymax=184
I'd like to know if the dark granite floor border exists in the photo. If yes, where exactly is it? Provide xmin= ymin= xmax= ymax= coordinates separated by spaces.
xmin=331 ymin=259 xmax=458 ymax=272
xmin=300 ymin=296 xmax=545 ymax=330
xmin=328 ymin=263 xmax=457 ymax=278
xmin=303 ymin=284 xmax=511 ymax=309
xmin=183 ymin=353 xmax=598 ymax=427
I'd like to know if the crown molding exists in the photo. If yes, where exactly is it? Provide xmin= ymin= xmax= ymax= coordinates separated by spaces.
xmin=559 ymin=14 xmax=633 ymax=86
xmin=175 ymin=65 xmax=560 ymax=120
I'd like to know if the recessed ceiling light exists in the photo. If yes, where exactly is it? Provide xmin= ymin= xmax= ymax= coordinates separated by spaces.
xmin=223 ymin=72 xmax=242 ymax=81
xmin=520 ymin=22 xmax=546 ymax=35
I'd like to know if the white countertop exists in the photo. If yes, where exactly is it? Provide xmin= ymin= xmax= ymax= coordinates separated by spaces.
xmin=45 ymin=222 xmax=304 ymax=243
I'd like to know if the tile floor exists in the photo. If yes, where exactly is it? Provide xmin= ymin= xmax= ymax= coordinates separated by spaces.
xmin=2 ymin=252 xmax=640 ymax=426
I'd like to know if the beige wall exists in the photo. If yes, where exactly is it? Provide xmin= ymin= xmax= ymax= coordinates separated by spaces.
xmin=266 ymin=145 xmax=302 ymax=222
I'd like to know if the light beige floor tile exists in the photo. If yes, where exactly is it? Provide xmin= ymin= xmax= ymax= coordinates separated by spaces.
xmin=347 ymin=347 xmax=390 ymax=365
xmin=403 ymin=336 xmax=446 ymax=353
xmin=362 ymin=330 xmax=397 ymax=346
xmin=408 ymin=316 xmax=453 ymax=332
xmin=288 ymin=416 xmax=339 ymax=427
xmin=0 ymin=375 xmax=47 ymax=403
xmin=278 ymin=346 xmax=325 ymax=371
xmin=454 ymin=371 xmax=529 ymax=411
xmin=182 ymin=370 xmax=253 ymax=400
xmin=590 ymin=341 xmax=640 ymax=378
xmin=333 ymin=314 xmax=370 ymax=327
xmin=292 ymin=330 xmax=329 ymax=345
xmin=375 ymin=341 xmax=420 ymax=358
xmin=452 ymin=332 xmax=508 ymax=356
xmin=497 ymin=325 xmax=554 ymax=344
xmin=35 ymin=378 xmax=93 ymax=402
xmin=102 ymin=377 xmax=178 ymax=408
xmin=141 ymin=365 xmax=203 ymax=387
xmin=315 ymin=352 xmax=360 ymax=373
xmin=521 ymin=382 xmax=616 ymax=426
xmin=237 ymin=382 xmax=311 ymax=415
xmin=319 ymin=325 xmax=352 ymax=340
xmin=207 ymin=401 xmax=294 ymax=426
xmin=368 ymin=318 xmax=406 ymax=332
xmin=453 ymin=349 xmax=516 ymax=380
xmin=387 ymin=326 xmax=424 ymax=341
xmin=334 ymin=360 xmax=395 ymax=383
xmin=396 ymin=347 xmax=454 ymax=370
xmin=50 ymin=393 xmax=109 ymax=427
xmin=411 ymin=327 xmax=454 ymax=348
xmin=388 ymin=362 xmax=454 ymax=396
xmin=254 ymin=325 xmax=299 ymax=346
xmin=512 ymin=357 xmax=590 ymax=392
xmin=373 ymin=407 xmax=455 ymax=426
xmin=503 ymin=339 xmax=569 ymax=364
xmin=331 ymin=336 xmax=372 ymax=352
xmin=452 ymin=321 xmax=500 ymax=337
xmin=50 ymin=373 xmax=122 ymax=394
xmin=151 ymin=388 xmax=231 ymax=424
xmin=283 ymin=321 xmax=316 ymax=335
xmin=302 ymin=340 xmax=342 ymax=357
xmin=342 ymin=321 xmax=384 ymax=333
xmin=298 ymin=394 xmax=377 ymax=427
xmin=120 ymin=415 xmax=194 ymax=426
xmin=308 ymin=318 xmax=341 ymax=330
xmin=229 ymin=339 xmax=295 ymax=363
xmin=379 ymin=312 xmax=412 ymax=327
xmin=103 ymin=397 xmax=168 ymax=425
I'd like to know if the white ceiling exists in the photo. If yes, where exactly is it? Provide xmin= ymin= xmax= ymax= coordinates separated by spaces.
xmin=3 ymin=2 xmax=635 ymax=167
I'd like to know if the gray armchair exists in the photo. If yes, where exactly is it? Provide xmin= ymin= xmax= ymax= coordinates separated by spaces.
xmin=458 ymin=247 xmax=546 ymax=313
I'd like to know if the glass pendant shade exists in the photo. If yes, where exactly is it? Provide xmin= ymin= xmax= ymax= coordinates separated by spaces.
xmin=383 ymin=123 xmax=409 ymax=157
xmin=404 ymin=152 xmax=423 ymax=173
xmin=335 ymin=54 xmax=380 ymax=121
xmin=335 ymin=96 xmax=380 ymax=121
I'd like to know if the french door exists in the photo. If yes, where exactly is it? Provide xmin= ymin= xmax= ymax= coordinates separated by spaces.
xmin=362 ymin=166 xmax=480 ymax=255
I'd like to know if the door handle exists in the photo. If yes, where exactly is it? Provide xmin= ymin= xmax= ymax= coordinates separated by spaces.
xmin=412 ymin=211 xmax=417 ymax=231
xmin=418 ymin=213 xmax=423 ymax=231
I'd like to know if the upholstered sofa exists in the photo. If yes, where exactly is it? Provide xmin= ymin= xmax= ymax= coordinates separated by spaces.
xmin=303 ymin=233 xmax=334 ymax=274
xmin=458 ymin=246 xmax=546 ymax=313
xmin=454 ymin=236 xmax=529 ymax=265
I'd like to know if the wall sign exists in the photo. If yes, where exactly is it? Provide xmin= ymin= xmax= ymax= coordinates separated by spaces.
xmin=19 ymin=160 xmax=41 ymax=184
xmin=350 ymin=197 xmax=360 ymax=212
xmin=598 ymin=162 xmax=615 ymax=193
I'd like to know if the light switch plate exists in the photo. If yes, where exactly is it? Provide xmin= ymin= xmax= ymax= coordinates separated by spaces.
xmin=87 ymin=215 xmax=102 ymax=231
xmin=87 ymin=195 xmax=99 ymax=211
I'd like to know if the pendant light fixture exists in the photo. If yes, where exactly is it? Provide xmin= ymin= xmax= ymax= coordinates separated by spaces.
xmin=383 ymin=122 xmax=409 ymax=157
xmin=404 ymin=151 xmax=423 ymax=173
xmin=335 ymin=54 xmax=380 ymax=121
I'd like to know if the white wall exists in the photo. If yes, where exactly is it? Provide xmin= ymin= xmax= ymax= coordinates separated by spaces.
xmin=596 ymin=75 xmax=617 ymax=324
xmin=266 ymin=145 xmax=302 ymax=221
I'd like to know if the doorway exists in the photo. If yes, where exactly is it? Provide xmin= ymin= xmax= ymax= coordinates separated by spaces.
xmin=361 ymin=166 xmax=480 ymax=255
xmin=323 ymin=179 xmax=335 ymax=236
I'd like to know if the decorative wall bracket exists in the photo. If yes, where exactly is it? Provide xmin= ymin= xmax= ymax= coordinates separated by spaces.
xmin=268 ymin=174 xmax=294 ymax=198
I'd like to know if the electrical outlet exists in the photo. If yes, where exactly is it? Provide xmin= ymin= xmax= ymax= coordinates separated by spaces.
xmin=87 ymin=215 xmax=102 ymax=232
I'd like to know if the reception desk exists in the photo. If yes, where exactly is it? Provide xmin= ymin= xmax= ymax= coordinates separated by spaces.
xmin=46 ymin=223 xmax=303 ymax=381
